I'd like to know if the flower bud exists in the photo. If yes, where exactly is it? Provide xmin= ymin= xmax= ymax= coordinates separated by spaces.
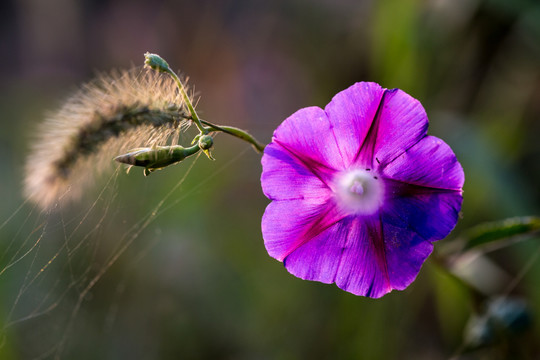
xmin=144 ymin=52 xmax=170 ymax=73
xmin=114 ymin=144 xmax=200 ymax=175
xmin=198 ymin=134 xmax=213 ymax=150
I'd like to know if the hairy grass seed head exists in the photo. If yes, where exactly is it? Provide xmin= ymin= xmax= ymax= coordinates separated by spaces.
xmin=25 ymin=68 xmax=193 ymax=210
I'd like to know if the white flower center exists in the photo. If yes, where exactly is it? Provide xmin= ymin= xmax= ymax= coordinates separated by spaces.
xmin=335 ymin=169 xmax=384 ymax=215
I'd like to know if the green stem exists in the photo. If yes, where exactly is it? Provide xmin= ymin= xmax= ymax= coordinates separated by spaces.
xmin=200 ymin=119 xmax=266 ymax=153
xmin=165 ymin=69 xmax=207 ymax=135
xmin=143 ymin=53 xmax=266 ymax=153
xmin=144 ymin=53 xmax=207 ymax=134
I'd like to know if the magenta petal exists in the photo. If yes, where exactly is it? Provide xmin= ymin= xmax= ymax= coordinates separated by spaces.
xmin=284 ymin=216 xmax=393 ymax=298
xmin=366 ymin=88 xmax=429 ymax=168
xmin=262 ymin=199 xmax=344 ymax=262
xmin=282 ymin=212 xmax=438 ymax=297
xmin=324 ymin=82 xmax=385 ymax=167
xmin=282 ymin=218 xmax=351 ymax=286
xmin=271 ymin=106 xmax=346 ymax=171
xmin=333 ymin=217 xmax=393 ymax=297
xmin=381 ymin=135 xmax=464 ymax=190
xmin=261 ymin=142 xmax=332 ymax=201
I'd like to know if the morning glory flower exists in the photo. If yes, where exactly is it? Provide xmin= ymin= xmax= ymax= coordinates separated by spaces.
xmin=261 ymin=82 xmax=464 ymax=298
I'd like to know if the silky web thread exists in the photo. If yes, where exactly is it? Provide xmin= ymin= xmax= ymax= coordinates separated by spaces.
xmin=0 ymin=141 xmax=254 ymax=358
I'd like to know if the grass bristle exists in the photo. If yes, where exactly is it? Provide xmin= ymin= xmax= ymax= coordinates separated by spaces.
xmin=24 ymin=68 xmax=193 ymax=210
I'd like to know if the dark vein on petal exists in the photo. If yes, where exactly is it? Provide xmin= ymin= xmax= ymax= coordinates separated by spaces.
xmin=273 ymin=139 xmax=336 ymax=189
xmin=377 ymin=133 xmax=427 ymax=171
xmin=383 ymin=177 xmax=463 ymax=193
xmin=366 ymin=281 xmax=376 ymax=298
xmin=282 ymin=202 xmax=347 ymax=261
xmin=368 ymin=214 xmax=391 ymax=291
xmin=353 ymin=90 xmax=388 ymax=167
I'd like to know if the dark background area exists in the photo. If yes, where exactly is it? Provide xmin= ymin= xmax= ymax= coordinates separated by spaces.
xmin=1 ymin=0 xmax=539 ymax=359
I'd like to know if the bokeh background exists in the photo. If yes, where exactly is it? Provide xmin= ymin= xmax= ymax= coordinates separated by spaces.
xmin=1 ymin=0 xmax=540 ymax=359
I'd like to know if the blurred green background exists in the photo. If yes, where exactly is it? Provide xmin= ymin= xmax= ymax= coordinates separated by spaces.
xmin=1 ymin=0 xmax=540 ymax=359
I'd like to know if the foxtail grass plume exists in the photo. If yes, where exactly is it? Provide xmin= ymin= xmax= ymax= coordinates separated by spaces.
xmin=24 ymin=68 xmax=194 ymax=210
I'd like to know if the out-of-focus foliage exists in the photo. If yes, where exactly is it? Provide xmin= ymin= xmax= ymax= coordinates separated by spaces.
xmin=0 ymin=0 xmax=539 ymax=359
xmin=462 ymin=216 xmax=540 ymax=251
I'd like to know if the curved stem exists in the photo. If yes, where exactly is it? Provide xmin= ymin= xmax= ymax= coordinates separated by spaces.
xmin=165 ymin=69 xmax=207 ymax=135
xmin=144 ymin=53 xmax=266 ymax=153
xmin=200 ymin=119 xmax=266 ymax=153
xmin=144 ymin=53 xmax=207 ymax=134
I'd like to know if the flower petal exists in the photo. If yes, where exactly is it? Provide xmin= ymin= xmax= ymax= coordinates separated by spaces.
xmin=324 ymin=82 xmax=385 ymax=168
xmin=261 ymin=142 xmax=333 ymax=201
xmin=262 ymin=199 xmax=344 ymax=262
xmin=358 ymin=88 xmax=429 ymax=169
xmin=282 ymin=217 xmax=351 ymax=286
xmin=379 ymin=187 xmax=459 ymax=289
xmin=381 ymin=135 xmax=464 ymax=190
xmin=281 ymin=211 xmax=440 ymax=297
xmin=283 ymin=216 xmax=394 ymax=298
xmin=381 ymin=219 xmax=434 ymax=291
xmin=271 ymin=106 xmax=346 ymax=171
xmin=333 ymin=216 xmax=393 ymax=297
xmin=382 ymin=180 xmax=463 ymax=242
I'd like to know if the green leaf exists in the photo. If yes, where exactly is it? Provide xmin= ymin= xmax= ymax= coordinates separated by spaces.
xmin=463 ymin=216 xmax=540 ymax=251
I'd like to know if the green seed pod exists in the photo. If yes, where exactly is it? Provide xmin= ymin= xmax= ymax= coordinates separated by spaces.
xmin=114 ymin=144 xmax=200 ymax=175
xmin=144 ymin=52 xmax=171 ymax=73
xmin=198 ymin=135 xmax=214 ymax=150
xmin=24 ymin=68 xmax=194 ymax=209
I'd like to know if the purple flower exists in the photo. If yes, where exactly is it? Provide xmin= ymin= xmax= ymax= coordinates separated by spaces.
xmin=261 ymin=82 xmax=464 ymax=298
